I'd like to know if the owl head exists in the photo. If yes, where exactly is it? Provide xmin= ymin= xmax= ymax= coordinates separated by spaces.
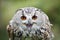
xmin=9 ymin=7 xmax=52 ymax=31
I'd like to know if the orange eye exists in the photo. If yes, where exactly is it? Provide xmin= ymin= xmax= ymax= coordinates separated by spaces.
xmin=32 ymin=15 xmax=37 ymax=20
xmin=21 ymin=16 xmax=26 ymax=20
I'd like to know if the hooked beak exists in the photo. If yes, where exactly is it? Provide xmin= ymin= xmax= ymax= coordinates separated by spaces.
xmin=26 ymin=23 xmax=33 ymax=27
xmin=23 ymin=20 xmax=33 ymax=27
xmin=23 ymin=19 xmax=37 ymax=28
xmin=23 ymin=22 xmax=37 ymax=28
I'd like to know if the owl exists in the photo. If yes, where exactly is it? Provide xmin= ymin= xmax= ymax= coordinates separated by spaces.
xmin=7 ymin=7 xmax=54 ymax=40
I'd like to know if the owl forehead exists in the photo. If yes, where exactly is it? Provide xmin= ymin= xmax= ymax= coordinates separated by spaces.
xmin=17 ymin=7 xmax=39 ymax=16
xmin=21 ymin=7 xmax=34 ymax=16
xmin=23 ymin=7 xmax=35 ymax=14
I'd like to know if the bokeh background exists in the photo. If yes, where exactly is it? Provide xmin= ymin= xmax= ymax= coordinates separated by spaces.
xmin=0 ymin=0 xmax=60 ymax=40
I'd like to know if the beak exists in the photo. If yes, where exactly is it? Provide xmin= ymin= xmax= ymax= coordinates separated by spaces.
xmin=26 ymin=23 xmax=33 ymax=27
xmin=23 ymin=20 xmax=33 ymax=27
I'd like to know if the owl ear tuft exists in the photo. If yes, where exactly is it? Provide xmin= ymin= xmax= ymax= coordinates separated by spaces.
xmin=15 ymin=8 xmax=22 ymax=14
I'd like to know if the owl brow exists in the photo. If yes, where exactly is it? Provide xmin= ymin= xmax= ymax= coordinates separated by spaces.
xmin=16 ymin=9 xmax=25 ymax=15
xmin=36 ymin=9 xmax=42 ymax=13
xmin=22 ymin=10 xmax=24 ymax=16
xmin=34 ymin=11 xmax=36 ymax=15
xmin=34 ymin=9 xmax=40 ymax=15
xmin=15 ymin=9 xmax=22 ymax=13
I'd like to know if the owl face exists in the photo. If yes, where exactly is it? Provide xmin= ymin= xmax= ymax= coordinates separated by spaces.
xmin=20 ymin=9 xmax=38 ymax=28
xmin=13 ymin=7 xmax=43 ymax=29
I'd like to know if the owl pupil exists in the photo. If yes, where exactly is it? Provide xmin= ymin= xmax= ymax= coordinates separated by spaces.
xmin=32 ymin=15 xmax=37 ymax=20
xmin=21 ymin=16 xmax=26 ymax=20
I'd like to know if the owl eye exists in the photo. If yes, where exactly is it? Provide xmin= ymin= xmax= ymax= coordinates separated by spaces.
xmin=32 ymin=15 xmax=37 ymax=20
xmin=21 ymin=16 xmax=26 ymax=20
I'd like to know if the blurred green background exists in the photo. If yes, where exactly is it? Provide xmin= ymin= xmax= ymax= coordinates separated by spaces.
xmin=0 ymin=0 xmax=60 ymax=40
